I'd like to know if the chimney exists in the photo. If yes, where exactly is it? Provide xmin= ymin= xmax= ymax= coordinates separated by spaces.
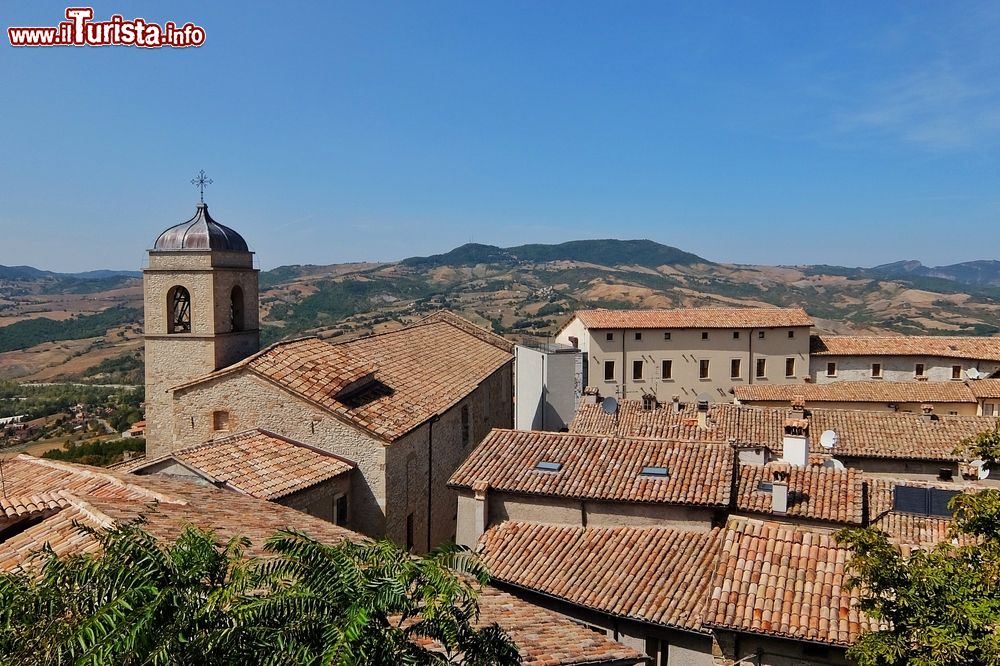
xmin=671 ymin=395 xmax=681 ymax=414
xmin=791 ymin=395 xmax=806 ymax=412
xmin=782 ymin=417 xmax=809 ymax=467
xmin=769 ymin=462 xmax=791 ymax=515
xmin=920 ymin=403 xmax=937 ymax=423
xmin=696 ymin=395 xmax=710 ymax=429
xmin=458 ymin=480 xmax=490 ymax=548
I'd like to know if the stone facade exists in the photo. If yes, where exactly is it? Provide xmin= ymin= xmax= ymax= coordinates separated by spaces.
xmin=143 ymin=249 xmax=259 ymax=455
xmin=168 ymin=363 xmax=512 ymax=550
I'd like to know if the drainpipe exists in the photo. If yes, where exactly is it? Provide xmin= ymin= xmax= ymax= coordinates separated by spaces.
xmin=621 ymin=328 xmax=626 ymax=399
xmin=427 ymin=414 xmax=441 ymax=552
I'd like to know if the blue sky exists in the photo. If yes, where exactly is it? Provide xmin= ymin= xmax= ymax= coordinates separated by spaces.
xmin=2 ymin=1 xmax=1000 ymax=271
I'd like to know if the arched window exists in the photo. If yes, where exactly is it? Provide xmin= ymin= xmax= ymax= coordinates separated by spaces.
xmin=230 ymin=285 xmax=245 ymax=332
xmin=167 ymin=286 xmax=191 ymax=334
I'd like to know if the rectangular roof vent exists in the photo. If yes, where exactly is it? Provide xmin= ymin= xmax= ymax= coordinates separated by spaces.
xmin=534 ymin=461 xmax=563 ymax=472
xmin=639 ymin=466 xmax=669 ymax=478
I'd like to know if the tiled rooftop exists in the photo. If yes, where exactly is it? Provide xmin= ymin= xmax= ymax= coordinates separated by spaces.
xmin=865 ymin=478 xmax=981 ymax=548
xmin=479 ymin=522 xmax=722 ymax=633
xmin=449 ymin=429 xmax=733 ymax=507
xmin=175 ymin=316 xmax=513 ymax=443
xmin=966 ymin=378 xmax=1000 ymax=399
xmin=571 ymin=307 xmax=813 ymax=330
xmin=0 ymin=455 xmax=641 ymax=665
xmin=129 ymin=429 xmax=354 ymax=500
xmin=735 ymin=464 xmax=864 ymax=525
xmin=735 ymin=380 xmax=979 ymax=404
xmin=811 ymin=334 xmax=1000 ymax=362
xmin=707 ymin=519 xmax=873 ymax=647
xmin=474 ymin=585 xmax=647 ymax=665
xmin=0 ymin=454 xmax=357 ymax=572
xmin=571 ymin=400 xmax=999 ymax=462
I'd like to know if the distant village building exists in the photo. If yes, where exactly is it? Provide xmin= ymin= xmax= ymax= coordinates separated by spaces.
xmin=554 ymin=308 xmax=813 ymax=402
xmin=141 ymin=204 xmax=514 ymax=551
xmin=809 ymin=334 xmax=1000 ymax=383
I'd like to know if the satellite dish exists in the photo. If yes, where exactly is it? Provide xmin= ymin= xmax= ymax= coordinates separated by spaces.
xmin=971 ymin=459 xmax=991 ymax=480
xmin=601 ymin=397 xmax=619 ymax=415
xmin=823 ymin=457 xmax=846 ymax=472
xmin=819 ymin=429 xmax=838 ymax=450
xmin=966 ymin=368 xmax=985 ymax=380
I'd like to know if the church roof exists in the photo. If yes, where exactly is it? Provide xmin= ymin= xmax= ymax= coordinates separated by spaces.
xmin=172 ymin=317 xmax=514 ymax=443
xmin=152 ymin=203 xmax=249 ymax=252
xmin=127 ymin=429 xmax=355 ymax=500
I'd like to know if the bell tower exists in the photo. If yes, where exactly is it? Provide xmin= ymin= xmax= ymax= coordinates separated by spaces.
xmin=143 ymin=198 xmax=260 ymax=456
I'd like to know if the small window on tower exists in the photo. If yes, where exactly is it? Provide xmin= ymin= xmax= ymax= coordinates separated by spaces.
xmin=167 ymin=286 xmax=191 ymax=334
xmin=212 ymin=410 xmax=230 ymax=432
xmin=230 ymin=285 xmax=245 ymax=332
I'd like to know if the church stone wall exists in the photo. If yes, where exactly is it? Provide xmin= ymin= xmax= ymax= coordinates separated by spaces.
xmin=280 ymin=474 xmax=352 ymax=524
xmin=170 ymin=371 xmax=387 ymax=537
xmin=382 ymin=362 xmax=514 ymax=552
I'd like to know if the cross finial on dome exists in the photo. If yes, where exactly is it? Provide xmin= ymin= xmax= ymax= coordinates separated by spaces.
xmin=191 ymin=170 xmax=213 ymax=204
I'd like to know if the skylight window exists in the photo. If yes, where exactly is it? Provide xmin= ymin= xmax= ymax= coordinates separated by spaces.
xmin=534 ymin=461 xmax=563 ymax=472
xmin=639 ymin=466 xmax=669 ymax=478
xmin=758 ymin=480 xmax=773 ymax=493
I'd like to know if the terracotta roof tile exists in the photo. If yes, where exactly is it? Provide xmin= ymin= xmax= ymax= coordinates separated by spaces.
xmin=736 ymin=465 xmax=864 ymax=525
xmin=449 ymin=429 xmax=733 ymax=507
xmin=707 ymin=519 xmax=874 ymax=646
xmin=479 ymin=522 xmax=722 ymax=633
xmin=176 ymin=317 xmax=513 ymax=443
xmin=131 ymin=429 xmax=353 ymax=500
xmin=474 ymin=586 xmax=647 ymax=665
xmin=416 ymin=310 xmax=515 ymax=353
xmin=811 ymin=335 xmax=1000 ymax=362
xmin=864 ymin=478 xmax=986 ymax=548
xmin=572 ymin=307 xmax=813 ymax=330
xmin=966 ymin=379 xmax=1000 ymax=399
xmin=0 ymin=456 xmax=641 ymax=665
xmin=735 ymin=381 xmax=978 ymax=404
xmin=571 ymin=400 xmax=1000 ymax=462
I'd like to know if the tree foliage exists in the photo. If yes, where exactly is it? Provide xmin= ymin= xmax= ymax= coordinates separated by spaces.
xmin=838 ymin=489 xmax=1000 ymax=666
xmin=0 ymin=522 xmax=518 ymax=666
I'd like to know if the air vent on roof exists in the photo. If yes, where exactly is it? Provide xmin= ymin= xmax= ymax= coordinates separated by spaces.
xmin=639 ymin=466 xmax=669 ymax=478
xmin=893 ymin=485 xmax=959 ymax=518
xmin=534 ymin=461 xmax=563 ymax=472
